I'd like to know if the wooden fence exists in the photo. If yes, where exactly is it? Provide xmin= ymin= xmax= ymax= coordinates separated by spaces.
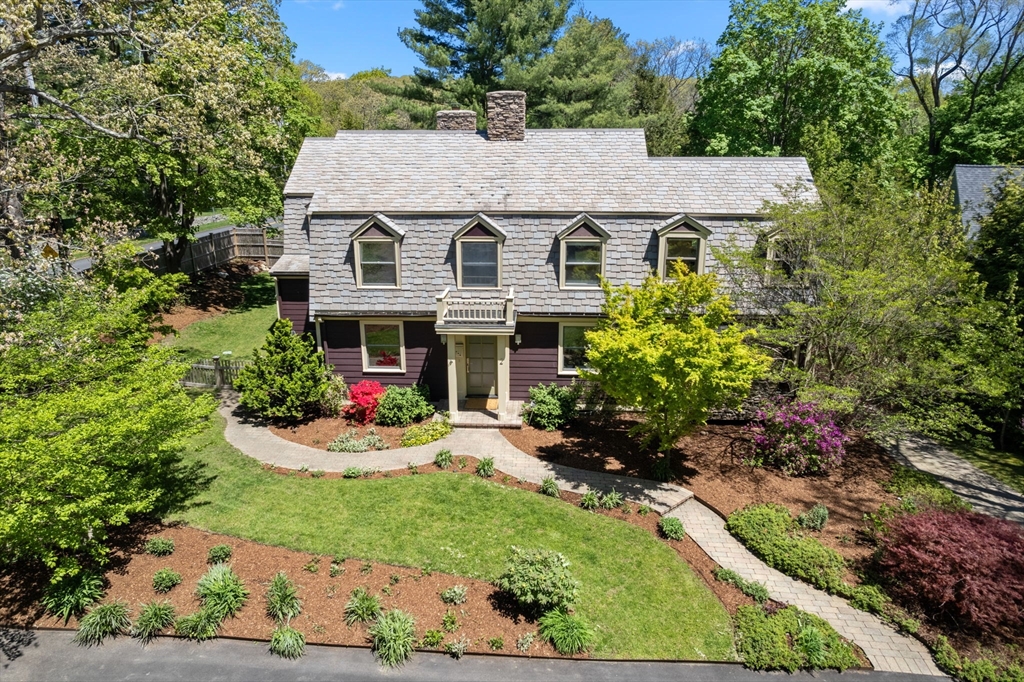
xmin=182 ymin=356 xmax=250 ymax=389
xmin=150 ymin=227 xmax=284 ymax=275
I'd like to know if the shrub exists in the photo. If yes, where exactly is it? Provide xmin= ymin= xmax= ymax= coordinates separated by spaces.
xmin=375 ymin=385 xmax=434 ymax=426
xmin=848 ymin=584 xmax=888 ymax=615
xmin=442 ymin=609 xmax=459 ymax=632
xmin=475 ymin=457 xmax=495 ymax=478
xmin=538 ymin=609 xmax=595 ymax=655
xmin=343 ymin=380 xmax=386 ymax=424
xmin=420 ymin=629 xmax=444 ymax=648
xmin=328 ymin=428 xmax=388 ymax=453
xmin=400 ymin=419 xmax=453 ymax=447
xmin=207 ymin=544 xmax=232 ymax=564
xmin=131 ymin=601 xmax=175 ymax=643
xmin=235 ymin=318 xmax=330 ymax=422
xmin=874 ymin=509 xmax=1024 ymax=636
xmin=152 ymin=568 xmax=182 ymax=594
xmin=344 ymin=587 xmax=382 ymax=625
xmin=74 ymin=601 xmax=132 ymax=646
xmin=600 ymin=489 xmax=624 ymax=509
xmin=320 ymin=375 xmax=348 ymax=417
xmin=659 ymin=517 xmax=686 ymax=541
xmin=269 ymin=625 xmax=306 ymax=659
xmin=144 ymin=537 xmax=175 ymax=557
xmin=734 ymin=605 xmax=858 ymax=671
xmin=933 ymin=635 xmax=1024 ymax=682
xmin=266 ymin=572 xmax=301 ymax=624
xmin=445 ymin=636 xmax=470 ymax=659
xmin=494 ymin=547 xmax=580 ymax=612
xmin=41 ymin=571 xmax=105 ymax=623
xmin=516 ymin=631 xmax=535 ymax=652
xmin=434 ymin=448 xmax=453 ymax=469
xmin=488 ymin=636 xmax=504 ymax=651
xmin=195 ymin=564 xmax=249 ymax=621
xmin=713 ymin=568 xmax=770 ymax=604
xmin=579 ymin=490 xmax=599 ymax=510
xmin=797 ymin=504 xmax=829 ymax=531
xmin=369 ymin=609 xmax=416 ymax=667
xmin=744 ymin=402 xmax=848 ymax=476
xmin=524 ymin=382 xmax=581 ymax=430
xmin=440 ymin=585 xmax=467 ymax=605
xmin=174 ymin=608 xmax=220 ymax=641
xmin=727 ymin=504 xmax=847 ymax=592
xmin=540 ymin=477 xmax=560 ymax=498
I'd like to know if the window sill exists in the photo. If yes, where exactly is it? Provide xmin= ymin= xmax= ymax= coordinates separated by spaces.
xmin=557 ymin=370 xmax=581 ymax=377
xmin=363 ymin=367 xmax=406 ymax=374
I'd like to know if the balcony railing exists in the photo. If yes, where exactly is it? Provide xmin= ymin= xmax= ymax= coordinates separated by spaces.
xmin=435 ymin=286 xmax=516 ymax=332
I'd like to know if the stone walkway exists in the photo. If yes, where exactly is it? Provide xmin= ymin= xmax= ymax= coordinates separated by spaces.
xmin=896 ymin=437 xmax=1024 ymax=524
xmin=220 ymin=399 xmax=944 ymax=677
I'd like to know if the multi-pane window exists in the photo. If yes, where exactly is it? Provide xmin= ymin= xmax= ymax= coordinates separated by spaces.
xmin=460 ymin=240 xmax=499 ymax=288
xmin=563 ymin=241 xmax=603 ymax=287
xmin=664 ymin=237 xmax=699 ymax=276
xmin=560 ymin=324 xmax=592 ymax=374
xmin=362 ymin=322 xmax=403 ymax=371
xmin=357 ymin=240 xmax=398 ymax=287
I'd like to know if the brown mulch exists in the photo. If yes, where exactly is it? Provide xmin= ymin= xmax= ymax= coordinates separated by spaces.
xmin=270 ymin=418 xmax=408 ymax=451
xmin=501 ymin=417 xmax=899 ymax=571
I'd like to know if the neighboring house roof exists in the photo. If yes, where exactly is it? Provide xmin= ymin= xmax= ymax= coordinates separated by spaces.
xmin=952 ymin=164 xmax=1024 ymax=234
xmin=284 ymin=129 xmax=816 ymax=215
xmin=270 ymin=254 xmax=309 ymax=275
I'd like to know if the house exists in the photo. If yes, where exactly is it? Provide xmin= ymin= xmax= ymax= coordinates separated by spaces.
xmin=951 ymin=164 xmax=1023 ymax=236
xmin=271 ymin=90 xmax=815 ymax=426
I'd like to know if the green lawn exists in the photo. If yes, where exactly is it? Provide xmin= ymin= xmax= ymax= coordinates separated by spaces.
xmin=950 ymin=441 xmax=1024 ymax=495
xmin=170 ymin=414 xmax=737 ymax=660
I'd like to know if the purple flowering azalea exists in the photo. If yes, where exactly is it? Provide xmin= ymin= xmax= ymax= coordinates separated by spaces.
xmin=745 ymin=401 xmax=849 ymax=475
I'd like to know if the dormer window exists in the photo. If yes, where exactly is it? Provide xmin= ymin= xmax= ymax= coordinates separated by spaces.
xmin=657 ymin=214 xmax=710 ymax=279
xmin=454 ymin=214 xmax=505 ymax=289
xmin=352 ymin=214 xmax=404 ymax=288
xmin=557 ymin=214 xmax=610 ymax=289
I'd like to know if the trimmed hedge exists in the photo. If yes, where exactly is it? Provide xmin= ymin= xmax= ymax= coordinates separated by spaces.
xmin=374 ymin=385 xmax=434 ymax=427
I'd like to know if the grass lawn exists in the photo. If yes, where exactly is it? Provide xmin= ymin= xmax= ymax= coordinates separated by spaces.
xmin=950 ymin=441 xmax=1024 ymax=495
xmin=170 ymin=414 xmax=737 ymax=660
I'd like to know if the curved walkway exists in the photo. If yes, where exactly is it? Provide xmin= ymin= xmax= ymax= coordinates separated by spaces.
xmin=219 ymin=399 xmax=943 ymax=677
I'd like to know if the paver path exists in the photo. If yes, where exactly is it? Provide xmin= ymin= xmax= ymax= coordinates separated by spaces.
xmin=219 ymin=398 xmax=944 ymax=676
xmin=896 ymin=437 xmax=1024 ymax=524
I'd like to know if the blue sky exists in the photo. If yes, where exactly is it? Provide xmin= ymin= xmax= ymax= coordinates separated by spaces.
xmin=280 ymin=0 xmax=908 ymax=79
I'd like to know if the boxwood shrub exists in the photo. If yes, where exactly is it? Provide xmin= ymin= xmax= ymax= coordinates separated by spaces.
xmin=374 ymin=385 xmax=434 ymax=427
xmin=494 ymin=546 xmax=580 ymax=612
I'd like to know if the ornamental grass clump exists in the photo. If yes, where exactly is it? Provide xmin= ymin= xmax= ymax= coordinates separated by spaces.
xmin=41 ymin=571 xmax=105 ymax=623
xmin=132 ymin=601 xmax=176 ymax=644
xmin=540 ymin=477 xmax=560 ymax=498
xmin=344 ymin=587 xmax=382 ymax=625
xmin=433 ymin=448 xmax=454 ymax=469
xmin=475 ymin=457 xmax=495 ymax=478
xmin=745 ymin=402 xmax=849 ymax=475
xmin=74 ymin=601 xmax=132 ymax=646
xmin=538 ymin=608 xmax=595 ymax=655
xmin=269 ymin=625 xmax=306 ymax=659
xmin=494 ymin=547 xmax=580 ymax=613
xmin=265 ymin=572 xmax=301 ymax=624
xmin=369 ymin=609 xmax=416 ymax=667
xmin=195 ymin=564 xmax=249 ymax=621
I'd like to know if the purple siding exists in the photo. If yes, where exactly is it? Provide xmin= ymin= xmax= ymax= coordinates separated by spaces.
xmin=276 ymin=278 xmax=311 ymax=336
xmin=509 ymin=321 xmax=574 ymax=400
xmin=322 ymin=320 xmax=447 ymax=397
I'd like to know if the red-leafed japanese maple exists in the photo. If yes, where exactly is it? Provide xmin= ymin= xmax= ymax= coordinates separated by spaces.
xmin=874 ymin=509 xmax=1024 ymax=637
xmin=343 ymin=380 xmax=386 ymax=424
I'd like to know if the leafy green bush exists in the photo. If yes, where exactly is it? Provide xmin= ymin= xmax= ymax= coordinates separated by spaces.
xmin=328 ymin=429 xmax=389 ymax=453
xmin=434 ymin=448 xmax=453 ymax=469
xmin=206 ymin=544 xmax=232 ymax=564
xmin=494 ymin=546 xmax=580 ymax=612
xmin=41 ymin=571 xmax=105 ymax=623
xmin=195 ymin=564 xmax=248 ymax=621
xmin=320 ymin=375 xmax=348 ymax=417
xmin=713 ymin=568 xmax=770 ymax=604
xmin=727 ymin=504 xmax=846 ymax=592
xmin=600 ymin=489 xmax=624 ymax=509
xmin=659 ymin=517 xmax=686 ymax=540
xmin=476 ymin=457 xmax=495 ymax=478
xmin=344 ymin=587 xmax=382 ymax=625
xmin=375 ymin=385 xmax=434 ymax=426
xmin=440 ymin=585 xmax=467 ymax=605
xmin=235 ymin=318 xmax=330 ymax=422
xmin=442 ymin=609 xmax=459 ymax=632
xmin=132 ymin=601 xmax=175 ymax=643
xmin=74 ymin=601 xmax=132 ymax=646
xmin=847 ymin=584 xmax=888 ymax=614
xmin=152 ymin=568 xmax=182 ymax=594
xmin=579 ymin=490 xmax=599 ymax=510
xmin=144 ymin=537 xmax=175 ymax=557
xmin=445 ymin=635 xmax=470 ymax=659
xmin=369 ymin=609 xmax=416 ymax=667
xmin=420 ymin=629 xmax=444 ymax=648
xmin=269 ymin=625 xmax=306 ymax=659
xmin=266 ymin=572 xmax=301 ymax=624
xmin=538 ymin=608 xmax=595 ymax=655
xmin=488 ymin=636 xmax=504 ymax=650
xmin=524 ymin=382 xmax=582 ymax=430
xmin=540 ymin=477 xmax=560 ymax=498
xmin=174 ymin=608 xmax=220 ymax=641
xmin=401 ymin=419 xmax=452 ymax=447
xmin=797 ymin=504 xmax=829 ymax=531
xmin=734 ymin=605 xmax=858 ymax=671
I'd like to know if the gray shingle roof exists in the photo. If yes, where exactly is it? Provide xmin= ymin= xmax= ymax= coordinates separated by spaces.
xmin=285 ymin=129 xmax=816 ymax=215
xmin=952 ymin=164 xmax=1023 ymax=233
xmin=269 ymin=254 xmax=309 ymax=275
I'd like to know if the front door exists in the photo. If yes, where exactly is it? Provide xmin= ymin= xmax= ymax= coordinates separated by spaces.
xmin=466 ymin=336 xmax=497 ymax=397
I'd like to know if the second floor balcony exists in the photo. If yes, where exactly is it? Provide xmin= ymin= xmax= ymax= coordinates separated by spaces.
xmin=434 ymin=286 xmax=516 ymax=335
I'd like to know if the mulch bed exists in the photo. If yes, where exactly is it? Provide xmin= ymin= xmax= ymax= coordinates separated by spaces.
xmin=270 ymin=418 xmax=407 ymax=451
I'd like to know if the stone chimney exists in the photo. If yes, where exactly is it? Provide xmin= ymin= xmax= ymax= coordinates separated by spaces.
xmin=436 ymin=109 xmax=477 ymax=131
xmin=486 ymin=91 xmax=526 ymax=141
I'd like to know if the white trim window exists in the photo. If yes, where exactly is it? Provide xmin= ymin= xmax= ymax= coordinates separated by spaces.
xmin=351 ymin=214 xmax=404 ymax=289
xmin=558 ymin=322 xmax=594 ymax=375
xmin=454 ymin=214 xmax=505 ymax=290
xmin=556 ymin=214 xmax=610 ymax=290
xmin=360 ymin=320 xmax=405 ymax=373
xmin=656 ymin=214 xmax=710 ymax=280
xmin=664 ymin=236 xmax=701 ymax=275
